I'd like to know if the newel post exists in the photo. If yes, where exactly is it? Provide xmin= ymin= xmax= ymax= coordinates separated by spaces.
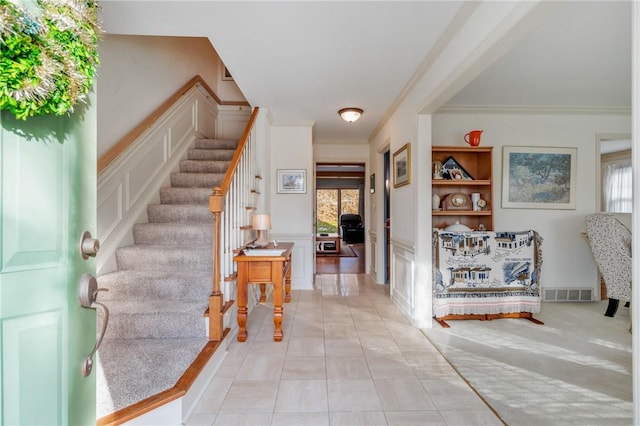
xmin=209 ymin=186 xmax=224 ymax=341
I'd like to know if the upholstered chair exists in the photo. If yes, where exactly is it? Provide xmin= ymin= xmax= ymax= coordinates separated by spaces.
xmin=585 ymin=213 xmax=632 ymax=318
xmin=339 ymin=214 xmax=365 ymax=244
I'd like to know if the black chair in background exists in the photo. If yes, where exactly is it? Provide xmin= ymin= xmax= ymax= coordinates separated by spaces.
xmin=340 ymin=214 xmax=365 ymax=244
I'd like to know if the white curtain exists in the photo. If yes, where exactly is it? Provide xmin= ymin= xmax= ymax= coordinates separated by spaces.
xmin=604 ymin=159 xmax=632 ymax=213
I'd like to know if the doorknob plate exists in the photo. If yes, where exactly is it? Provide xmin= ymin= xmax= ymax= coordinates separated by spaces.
xmin=78 ymin=274 xmax=98 ymax=308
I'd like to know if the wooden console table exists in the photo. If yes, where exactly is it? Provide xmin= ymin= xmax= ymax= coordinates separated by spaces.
xmin=233 ymin=243 xmax=293 ymax=342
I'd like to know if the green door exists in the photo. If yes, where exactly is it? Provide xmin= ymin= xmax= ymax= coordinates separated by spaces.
xmin=0 ymin=100 xmax=97 ymax=425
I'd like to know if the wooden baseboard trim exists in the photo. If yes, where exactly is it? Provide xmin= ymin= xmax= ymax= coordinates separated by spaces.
xmin=97 ymin=329 xmax=230 ymax=426
xmin=435 ymin=312 xmax=544 ymax=328
xmin=203 ymin=301 xmax=235 ymax=317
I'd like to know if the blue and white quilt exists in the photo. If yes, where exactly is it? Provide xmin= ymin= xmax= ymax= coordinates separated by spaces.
xmin=433 ymin=230 xmax=543 ymax=318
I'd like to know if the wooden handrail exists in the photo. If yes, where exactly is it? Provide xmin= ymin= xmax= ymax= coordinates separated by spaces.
xmin=219 ymin=107 xmax=260 ymax=196
xmin=208 ymin=107 xmax=259 ymax=341
xmin=97 ymin=75 xmax=250 ymax=175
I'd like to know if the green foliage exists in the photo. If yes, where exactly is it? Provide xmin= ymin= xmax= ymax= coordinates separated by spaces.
xmin=0 ymin=0 xmax=100 ymax=120
xmin=316 ymin=188 xmax=360 ymax=234
xmin=316 ymin=220 xmax=337 ymax=234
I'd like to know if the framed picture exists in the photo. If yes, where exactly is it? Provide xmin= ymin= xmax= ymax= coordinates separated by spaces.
xmin=393 ymin=143 xmax=411 ymax=188
xmin=222 ymin=65 xmax=233 ymax=81
xmin=277 ymin=169 xmax=306 ymax=194
xmin=370 ymin=173 xmax=375 ymax=194
xmin=502 ymin=146 xmax=577 ymax=209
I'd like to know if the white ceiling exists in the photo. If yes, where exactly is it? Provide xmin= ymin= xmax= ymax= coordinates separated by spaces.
xmin=100 ymin=1 xmax=632 ymax=144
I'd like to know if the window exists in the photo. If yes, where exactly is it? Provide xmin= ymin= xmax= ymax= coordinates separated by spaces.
xmin=316 ymin=188 xmax=360 ymax=233
xmin=603 ymin=158 xmax=632 ymax=213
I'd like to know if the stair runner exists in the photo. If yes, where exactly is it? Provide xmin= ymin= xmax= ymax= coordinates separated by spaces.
xmin=96 ymin=138 xmax=238 ymax=418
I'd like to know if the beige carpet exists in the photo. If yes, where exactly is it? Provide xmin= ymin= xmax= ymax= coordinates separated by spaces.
xmin=422 ymin=301 xmax=632 ymax=425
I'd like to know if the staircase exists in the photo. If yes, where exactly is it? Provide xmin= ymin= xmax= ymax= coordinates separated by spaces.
xmin=96 ymin=138 xmax=238 ymax=419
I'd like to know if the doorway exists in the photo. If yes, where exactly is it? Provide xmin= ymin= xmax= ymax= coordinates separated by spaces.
xmin=597 ymin=135 xmax=632 ymax=214
xmin=384 ymin=150 xmax=391 ymax=283
xmin=315 ymin=163 xmax=366 ymax=274
xmin=595 ymin=134 xmax=632 ymax=300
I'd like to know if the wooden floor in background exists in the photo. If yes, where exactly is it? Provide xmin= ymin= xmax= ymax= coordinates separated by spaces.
xmin=315 ymin=243 xmax=365 ymax=274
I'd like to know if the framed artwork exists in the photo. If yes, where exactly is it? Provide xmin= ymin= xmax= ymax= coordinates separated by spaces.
xmin=393 ymin=143 xmax=411 ymax=188
xmin=502 ymin=146 xmax=577 ymax=209
xmin=277 ymin=169 xmax=306 ymax=194
xmin=370 ymin=173 xmax=375 ymax=194
xmin=222 ymin=65 xmax=234 ymax=81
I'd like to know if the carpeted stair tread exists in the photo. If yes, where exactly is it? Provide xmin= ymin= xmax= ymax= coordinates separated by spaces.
xmin=147 ymin=203 xmax=211 ymax=223
xmin=97 ymin=337 xmax=208 ymax=418
xmin=133 ymin=222 xmax=212 ymax=245
xmin=115 ymin=245 xmax=212 ymax=272
xmin=195 ymin=138 xmax=238 ymax=150
xmin=159 ymin=187 xmax=212 ymax=204
xmin=170 ymin=172 xmax=226 ymax=188
xmin=103 ymin=301 xmax=207 ymax=339
xmin=97 ymin=136 xmax=241 ymax=419
xmin=97 ymin=270 xmax=211 ymax=302
xmin=179 ymin=159 xmax=231 ymax=174
xmin=187 ymin=148 xmax=235 ymax=161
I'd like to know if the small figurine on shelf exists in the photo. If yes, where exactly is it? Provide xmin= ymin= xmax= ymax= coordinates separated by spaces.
xmin=433 ymin=161 xmax=443 ymax=180
xmin=471 ymin=193 xmax=481 ymax=211
xmin=432 ymin=193 xmax=441 ymax=210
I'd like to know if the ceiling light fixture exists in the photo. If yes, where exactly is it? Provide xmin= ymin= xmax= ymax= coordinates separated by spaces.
xmin=338 ymin=107 xmax=363 ymax=123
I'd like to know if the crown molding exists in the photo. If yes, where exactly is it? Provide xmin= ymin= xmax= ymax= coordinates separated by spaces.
xmin=435 ymin=105 xmax=632 ymax=115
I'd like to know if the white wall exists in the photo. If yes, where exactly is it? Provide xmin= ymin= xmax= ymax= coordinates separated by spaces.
xmin=97 ymin=34 xmax=245 ymax=158
xmin=269 ymin=124 xmax=315 ymax=289
xmin=433 ymin=111 xmax=631 ymax=292
xmin=313 ymin=143 xmax=369 ymax=162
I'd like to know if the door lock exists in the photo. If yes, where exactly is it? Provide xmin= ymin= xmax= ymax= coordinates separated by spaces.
xmin=79 ymin=230 xmax=100 ymax=260
xmin=78 ymin=274 xmax=109 ymax=377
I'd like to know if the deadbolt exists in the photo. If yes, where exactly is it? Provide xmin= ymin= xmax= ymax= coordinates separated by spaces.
xmin=79 ymin=230 xmax=100 ymax=260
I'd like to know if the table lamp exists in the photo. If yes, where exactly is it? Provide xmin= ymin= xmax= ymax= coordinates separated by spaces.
xmin=252 ymin=214 xmax=271 ymax=247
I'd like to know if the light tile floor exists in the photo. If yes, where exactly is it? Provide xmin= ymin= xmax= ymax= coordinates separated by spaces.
xmin=186 ymin=274 xmax=502 ymax=426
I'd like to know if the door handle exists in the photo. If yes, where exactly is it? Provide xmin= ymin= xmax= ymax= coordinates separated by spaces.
xmin=78 ymin=274 xmax=109 ymax=377
xmin=79 ymin=230 xmax=100 ymax=260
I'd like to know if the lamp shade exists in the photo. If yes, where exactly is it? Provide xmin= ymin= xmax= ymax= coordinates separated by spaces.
xmin=338 ymin=107 xmax=363 ymax=123
xmin=252 ymin=214 xmax=271 ymax=230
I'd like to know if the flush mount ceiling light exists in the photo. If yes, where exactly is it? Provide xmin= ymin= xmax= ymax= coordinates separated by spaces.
xmin=338 ymin=107 xmax=363 ymax=123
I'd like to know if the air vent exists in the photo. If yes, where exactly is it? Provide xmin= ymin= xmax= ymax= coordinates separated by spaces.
xmin=544 ymin=288 xmax=593 ymax=302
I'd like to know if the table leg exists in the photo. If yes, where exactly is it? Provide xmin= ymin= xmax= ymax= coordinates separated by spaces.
xmin=259 ymin=283 xmax=267 ymax=303
xmin=236 ymin=264 xmax=248 ymax=342
xmin=272 ymin=261 xmax=284 ymax=341
xmin=284 ymin=256 xmax=292 ymax=303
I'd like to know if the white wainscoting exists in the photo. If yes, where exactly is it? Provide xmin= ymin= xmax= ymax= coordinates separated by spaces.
xmin=390 ymin=238 xmax=417 ymax=324
xmin=270 ymin=233 xmax=315 ymax=290
xmin=97 ymin=85 xmax=249 ymax=275
xmin=217 ymin=105 xmax=253 ymax=140
xmin=368 ymin=230 xmax=378 ymax=279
